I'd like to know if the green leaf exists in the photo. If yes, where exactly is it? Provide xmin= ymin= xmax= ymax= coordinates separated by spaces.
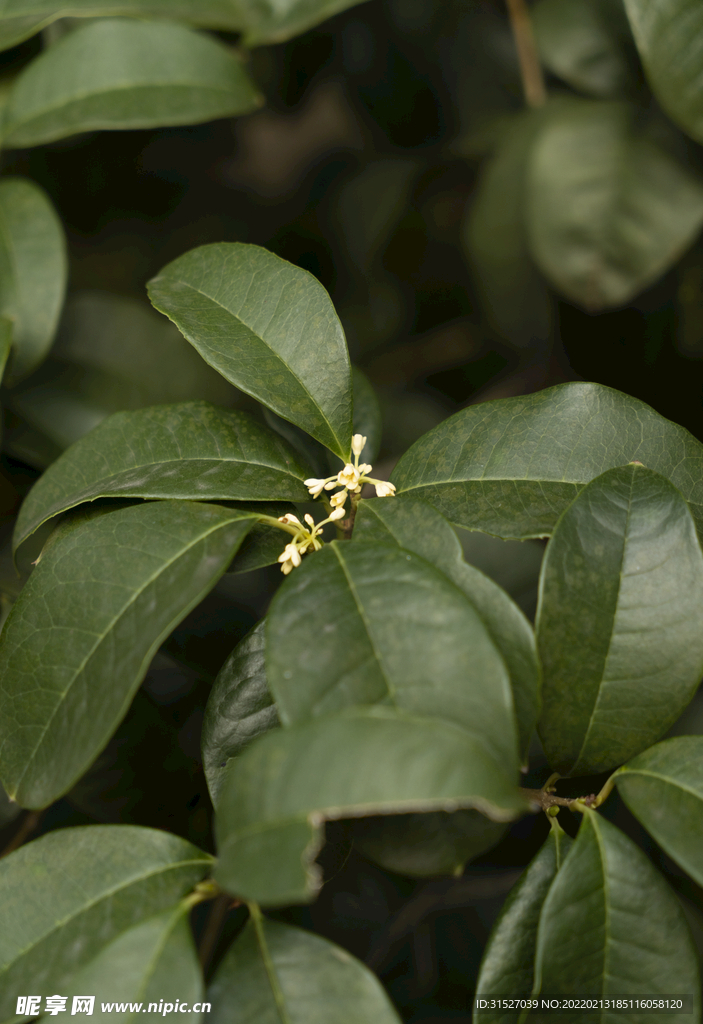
xmin=464 ymin=107 xmax=552 ymax=346
xmin=526 ymin=98 xmax=703 ymax=309
xmin=13 ymin=402 xmax=312 ymax=555
xmin=148 ymin=243 xmax=353 ymax=461
xmin=354 ymin=497 xmax=540 ymax=765
xmin=533 ymin=810 xmax=701 ymax=1013
xmin=475 ymin=828 xmax=572 ymax=1024
xmin=537 ymin=464 xmax=703 ymax=776
xmin=208 ymin=914 xmax=401 ymax=1023
xmin=0 ymin=177 xmax=67 ymax=385
xmin=267 ymin=541 xmax=519 ymax=773
xmin=214 ymin=707 xmax=529 ymax=905
xmin=351 ymin=810 xmax=506 ymax=878
xmin=391 ymin=381 xmax=703 ymax=540
xmin=1 ymin=19 xmax=262 ymax=150
xmin=615 ymin=736 xmax=703 ymax=889
xmin=0 ymin=3 xmax=254 ymax=53
xmin=202 ymin=621 xmax=279 ymax=805
xmin=0 ymin=825 xmax=211 ymax=1024
xmin=0 ymin=501 xmax=258 ymax=808
xmin=57 ymin=907 xmax=202 ymax=1024
xmin=623 ymin=0 xmax=703 ymax=143
xmin=533 ymin=0 xmax=635 ymax=98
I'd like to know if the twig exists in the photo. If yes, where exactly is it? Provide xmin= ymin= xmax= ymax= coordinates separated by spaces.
xmin=0 ymin=810 xmax=42 ymax=859
xmin=198 ymin=892 xmax=237 ymax=973
xmin=520 ymin=787 xmax=597 ymax=812
xmin=343 ymin=491 xmax=361 ymax=540
xmin=505 ymin=0 xmax=547 ymax=107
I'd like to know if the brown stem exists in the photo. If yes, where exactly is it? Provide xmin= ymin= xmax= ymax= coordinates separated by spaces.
xmin=0 ymin=810 xmax=42 ymax=859
xmin=343 ymin=491 xmax=361 ymax=540
xmin=198 ymin=892 xmax=238 ymax=974
xmin=505 ymin=0 xmax=547 ymax=107
xmin=521 ymin=787 xmax=597 ymax=812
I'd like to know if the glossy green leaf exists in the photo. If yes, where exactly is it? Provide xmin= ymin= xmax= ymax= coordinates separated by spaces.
xmin=526 ymin=99 xmax=703 ymax=309
xmin=615 ymin=736 xmax=703 ymax=889
xmin=623 ymin=0 xmax=703 ymax=143
xmin=13 ymin=402 xmax=312 ymax=555
xmin=1 ymin=19 xmax=261 ymax=150
xmin=474 ymin=828 xmax=572 ymax=1023
xmin=352 ymin=810 xmax=506 ymax=878
xmin=0 ymin=501 xmax=258 ymax=808
xmin=0 ymin=2 xmax=253 ymax=52
xmin=202 ymin=621 xmax=279 ymax=805
xmin=533 ymin=810 xmax=701 ymax=1014
xmin=537 ymin=464 xmax=703 ymax=776
xmin=0 ymin=825 xmax=211 ymax=1024
xmin=392 ymin=381 xmax=703 ymax=540
xmin=214 ymin=707 xmax=529 ymax=905
xmin=465 ymin=107 xmax=552 ymax=346
xmin=148 ymin=243 xmax=353 ymax=460
xmin=208 ymin=914 xmax=401 ymax=1023
xmin=533 ymin=0 xmax=635 ymax=98
xmin=58 ymin=907 xmax=203 ymax=1024
xmin=267 ymin=541 xmax=519 ymax=772
xmin=0 ymin=177 xmax=67 ymax=385
xmin=354 ymin=497 xmax=540 ymax=764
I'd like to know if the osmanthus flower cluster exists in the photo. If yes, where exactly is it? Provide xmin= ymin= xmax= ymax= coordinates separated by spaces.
xmin=304 ymin=433 xmax=397 ymax=505
xmin=261 ymin=435 xmax=397 ymax=574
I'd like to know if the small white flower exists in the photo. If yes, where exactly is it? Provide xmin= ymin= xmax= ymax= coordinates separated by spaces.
xmin=330 ymin=489 xmax=348 ymax=508
xmin=337 ymin=463 xmax=361 ymax=489
xmin=281 ymin=560 xmax=294 ymax=574
xmin=374 ymin=480 xmax=396 ymax=497
xmin=278 ymin=542 xmax=301 ymax=567
xmin=304 ymin=478 xmax=326 ymax=498
xmin=304 ymin=513 xmax=315 ymax=528
xmin=358 ymin=463 xmax=373 ymax=475
xmin=329 ymin=507 xmax=346 ymax=521
xmin=278 ymin=513 xmax=301 ymax=526
xmin=351 ymin=434 xmax=367 ymax=457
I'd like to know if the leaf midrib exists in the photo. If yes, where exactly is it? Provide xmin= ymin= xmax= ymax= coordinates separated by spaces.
xmin=330 ymin=545 xmax=398 ymax=709
xmin=572 ymin=476 xmax=634 ymax=773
